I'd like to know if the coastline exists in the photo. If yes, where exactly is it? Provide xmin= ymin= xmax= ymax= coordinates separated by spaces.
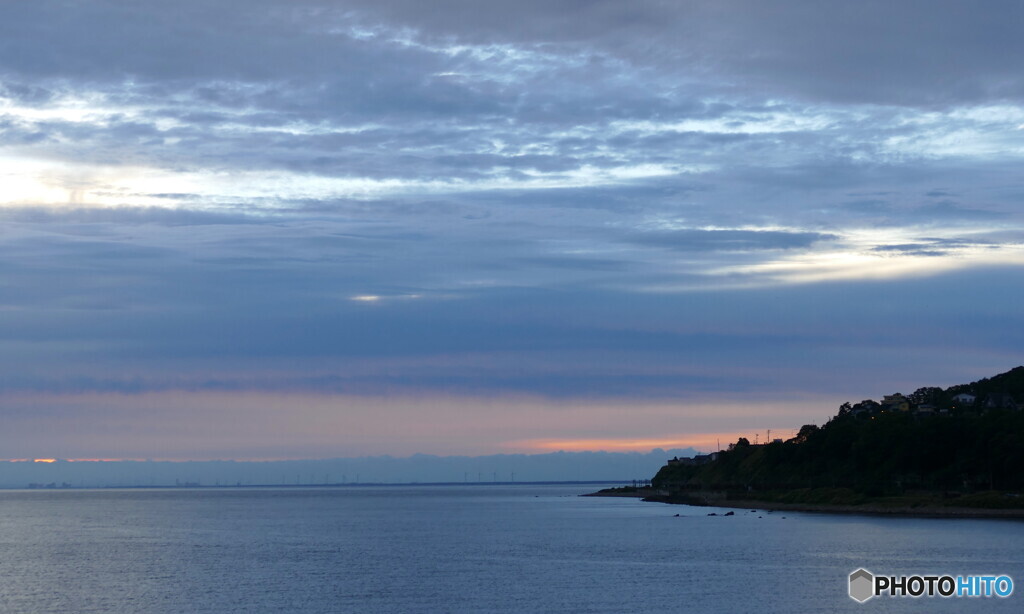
xmin=585 ymin=487 xmax=1024 ymax=519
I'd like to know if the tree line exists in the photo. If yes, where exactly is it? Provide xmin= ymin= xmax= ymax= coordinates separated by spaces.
xmin=653 ymin=367 xmax=1024 ymax=495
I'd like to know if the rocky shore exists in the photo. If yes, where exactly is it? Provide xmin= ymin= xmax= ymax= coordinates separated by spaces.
xmin=586 ymin=487 xmax=1024 ymax=519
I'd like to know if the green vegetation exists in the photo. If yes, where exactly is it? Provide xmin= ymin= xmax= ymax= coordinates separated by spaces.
xmin=652 ymin=367 xmax=1024 ymax=506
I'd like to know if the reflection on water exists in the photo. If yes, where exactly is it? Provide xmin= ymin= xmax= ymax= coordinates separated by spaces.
xmin=0 ymin=485 xmax=1021 ymax=613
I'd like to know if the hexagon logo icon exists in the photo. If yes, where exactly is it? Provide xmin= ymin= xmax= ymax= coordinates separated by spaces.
xmin=849 ymin=568 xmax=875 ymax=603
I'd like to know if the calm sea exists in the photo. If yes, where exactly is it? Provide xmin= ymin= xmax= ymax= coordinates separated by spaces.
xmin=0 ymin=484 xmax=1022 ymax=613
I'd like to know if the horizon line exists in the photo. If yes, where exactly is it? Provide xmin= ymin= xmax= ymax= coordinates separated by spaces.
xmin=2 ymin=447 xmax=707 ymax=464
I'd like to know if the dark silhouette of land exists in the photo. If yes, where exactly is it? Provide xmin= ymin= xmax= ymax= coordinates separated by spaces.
xmin=594 ymin=367 xmax=1024 ymax=516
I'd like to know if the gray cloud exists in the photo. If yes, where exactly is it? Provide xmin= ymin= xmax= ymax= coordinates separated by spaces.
xmin=3 ymin=260 xmax=1024 ymax=400
xmin=629 ymin=229 xmax=836 ymax=252
xmin=0 ymin=205 xmax=257 ymax=226
xmin=871 ymin=244 xmax=947 ymax=257
xmin=317 ymin=0 xmax=1024 ymax=106
xmin=2 ymin=1 xmax=1024 ymax=458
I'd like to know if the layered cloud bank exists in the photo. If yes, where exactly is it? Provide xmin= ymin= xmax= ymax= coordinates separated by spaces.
xmin=2 ymin=1 xmax=1023 ymax=459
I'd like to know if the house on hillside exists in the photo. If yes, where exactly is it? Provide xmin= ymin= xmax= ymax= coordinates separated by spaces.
xmin=694 ymin=453 xmax=718 ymax=464
xmin=850 ymin=399 xmax=882 ymax=417
xmin=952 ymin=393 xmax=976 ymax=405
xmin=914 ymin=404 xmax=936 ymax=416
xmin=669 ymin=452 xmax=719 ymax=467
xmin=985 ymin=393 xmax=1019 ymax=410
xmin=882 ymin=393 xmax=910 ymax=412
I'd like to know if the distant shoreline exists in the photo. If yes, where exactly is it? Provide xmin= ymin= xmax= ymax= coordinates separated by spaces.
xmin=7 ymin=480 xmax=630 ymax=491
xmin=585 ymin=487 xmax=1024 ymax=519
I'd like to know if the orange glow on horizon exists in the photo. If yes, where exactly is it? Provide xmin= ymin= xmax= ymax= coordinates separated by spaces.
xmin=3 ymin=458 xmax=168 ymax=463
xmin=506 ymin=432 xmax=751 ymax=453
xmin=2 ymin=456 xmax=352 ymax=463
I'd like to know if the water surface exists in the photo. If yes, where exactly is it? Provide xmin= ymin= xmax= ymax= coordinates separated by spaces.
xmin=0 ymin=485 xmax=1021 ymax=613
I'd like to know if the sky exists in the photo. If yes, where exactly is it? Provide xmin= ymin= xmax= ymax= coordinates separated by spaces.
xmin=2 ymin=0 xmax=1024 ymax=461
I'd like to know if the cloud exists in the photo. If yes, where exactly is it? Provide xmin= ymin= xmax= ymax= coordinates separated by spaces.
xmin=318 ymin=0 xmax=1024 ymax=106
xmin=628 ymin=229 xmax=836 ymax=252
xmin=2 ymin=1 xmax=1024 ymax=458
xmin=871 ymin=243 xmax=947 ymax=257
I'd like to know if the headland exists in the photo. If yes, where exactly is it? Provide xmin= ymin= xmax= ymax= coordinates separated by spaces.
xmin=590 ymin=367 xmax=1024 ymax=519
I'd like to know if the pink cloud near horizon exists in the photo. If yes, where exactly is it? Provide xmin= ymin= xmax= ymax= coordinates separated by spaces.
xmin=0 ymin=390 xmax=830 ymax=460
